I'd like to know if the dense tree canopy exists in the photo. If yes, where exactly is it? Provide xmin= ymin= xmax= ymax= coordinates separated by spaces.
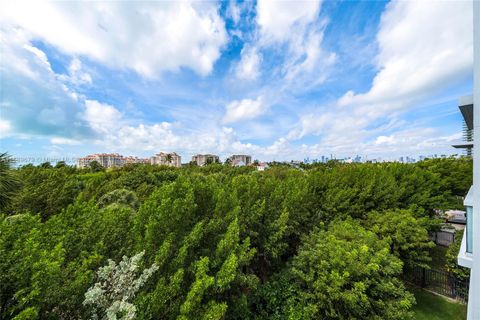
xmin=0 ymin=156 xmax=472 ymax=319
xmin=366 ymin=210 xmax=435 ymax=269
xmin=288 ymin=220 xmax=414 ymax=320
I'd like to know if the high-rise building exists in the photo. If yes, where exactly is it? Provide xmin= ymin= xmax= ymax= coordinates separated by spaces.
xmin=452 ymin=95 xmax=474 ymax=157
xmin=150 ymin=152 xmax=182 ymax=167
xmin=191 ymin=154 xmax=219 ymax=166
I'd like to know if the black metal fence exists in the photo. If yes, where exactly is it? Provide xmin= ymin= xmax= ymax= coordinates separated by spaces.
xmin=403 ymin=266 xmax=469 ymax=303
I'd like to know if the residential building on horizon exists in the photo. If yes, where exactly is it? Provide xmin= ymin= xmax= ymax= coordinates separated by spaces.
xmin=124 ymin=156 xmax=150 ymax=165
xmin=77 ymin=153 xmax=125 ymax=168
xmin=256 ymin=162 xmax=269 ymax=171
xmin=192 ymin=154 xmax=219 ymax=166
xmin=227 ymin=154 xmax=252 ymax=166
xmin=77 ymin=153 xmax=149 ymax=168
xmin=150 ymin=152 xmax=181 ymax=167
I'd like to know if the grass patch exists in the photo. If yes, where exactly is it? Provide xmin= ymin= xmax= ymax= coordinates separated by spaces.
xmin=411 ymin=287 xmax=467 ymax=320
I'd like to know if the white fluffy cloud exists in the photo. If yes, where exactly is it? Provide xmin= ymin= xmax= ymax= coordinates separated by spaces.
xmin=298 ymin=128 xmax=462 ymax=160
xmin=50 ymin=137 xmax=81 ymax=145
xmin=0 ymin=17 xmax=267 ymax=158
xmin=256 ymin=0 xmax=321 ymax=43
xmin=0 ymin=1 xmax=227 ymax=77
xmin=227 ymin=0 xmax=241 ymax=25
xmin=235 ymin=46 xmax=261 ymax=80
xmin=92 ymin=120 xmax=264 ymax=159
xmin=223 ymin=96 xmax=267 ymax=124
xmin=288 ymin=0 xmax=472 ymax=156
xmin=366 ymin=129 xmax=462 ymax=157
xmin=339 ymin=0 xmax=473 ymax=112
xmin=0 ymin=0 xmax=472 ymax=161
xmin=228 ymin=0 xmax=333 ymax=136
xmin=0 ymin=28 xmax=93 ymax=139
xmin=252 ymin=0 xmax=335 ymax=88
xmin=281 ymin=28 xmax=336 ymax=84
xmin=1 ymin=26 xmax=122 ymax=142
xmin=59 ymin=58 xmax=92 ymax=86
xmin=82 ymin=100 xmax=123 ymax=134
xmin=0 ymin=119 xmax=12 ymax=137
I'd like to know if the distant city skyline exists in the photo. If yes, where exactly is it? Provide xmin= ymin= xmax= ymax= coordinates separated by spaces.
xmin=8 ymin=150 xmax=464 ymax=167
xmin=0 ymin=1 xmax=473 ymax=161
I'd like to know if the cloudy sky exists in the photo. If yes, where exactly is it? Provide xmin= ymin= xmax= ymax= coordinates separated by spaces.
xmin=0 ymin=0 xmax=474 ymax=163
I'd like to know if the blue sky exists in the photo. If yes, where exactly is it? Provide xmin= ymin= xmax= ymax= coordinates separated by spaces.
xmin=0 ymin=0 xmax=474 ymax=164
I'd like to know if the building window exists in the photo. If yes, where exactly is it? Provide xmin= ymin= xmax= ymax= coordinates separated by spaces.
xmin=466 ymin=205 xmax=473 ymax=254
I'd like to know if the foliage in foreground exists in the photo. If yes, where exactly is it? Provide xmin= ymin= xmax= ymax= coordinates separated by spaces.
xmin=0 ymin=157 xmax=471 ymax=319
xmin=366 ymin=210 xmax=435 ymax=269
xmin=254 ymin=220 xmax=414 ymax=320
xmin=84 ymin=251 xmax=158 ymax=320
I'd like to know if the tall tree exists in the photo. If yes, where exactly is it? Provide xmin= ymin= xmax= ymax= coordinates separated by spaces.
xmin=0 ymin=153 xmax=20 ymax=211
xmin=166 ymin=154 xmax=173 ymax=165
xmin=366 ymin=210 xmax=435 ymax=269
xmin=286 ymin=220 xmax=414 ymax=320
